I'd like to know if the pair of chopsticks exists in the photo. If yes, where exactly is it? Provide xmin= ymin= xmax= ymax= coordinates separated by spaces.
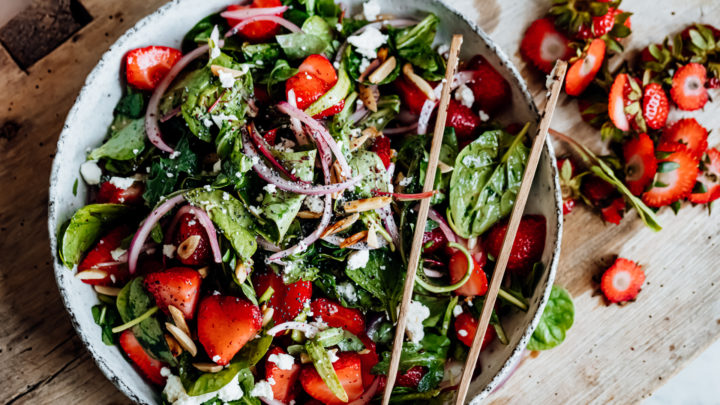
xmin=380 ymin=31 xmax=568 ymax=404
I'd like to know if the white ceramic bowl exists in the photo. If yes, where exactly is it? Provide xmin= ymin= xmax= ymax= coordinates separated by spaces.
xmin=48 ymin=0 xmax=562 ymax=403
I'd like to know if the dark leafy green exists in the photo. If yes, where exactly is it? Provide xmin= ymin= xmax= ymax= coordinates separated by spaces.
xmin=88 ymin=117 xmax=146 ymax=161
xmin=143 ymin=135 xmax=199 ymax=207
xmin=91 ymin=304 xmax=121 ymax=345
xmin=373 ymin=334 xmax=450 ymax=392
xmin=345 ymin=249 xmax=403 ymax=318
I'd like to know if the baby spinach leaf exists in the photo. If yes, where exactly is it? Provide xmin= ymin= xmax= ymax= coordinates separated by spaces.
xmin=242 ymin=43 xmax=281 ymax=66
xmin=181 ymin=12 xmax=228 ymax=53
xmin=232 ymin=334 xmax=273 ymax=367
xmin=59 ymin=204 xmax=133 ymax=268
xmin=349 ymin=150 xmax=390 ymax=198
xmin=391 ymin=14 xmax=444 ymax=80
xmin=265 ymin=59 xmax=298 ymax=98
xmin=115 ymin=87 xmax=147 ymax=118
xmin=186 ymin=363 xmax=243 ymax=396
xmin=345 ymin=248 xmax=403 ymax=317
xmin=277 ymin=31 xmax=329 ymax=60
xmin=91 ymin=304 xmax=120 ymax=345
xmin=373 ymin=333 xmax=450 ymax=392
xmin=88 ymin=118 xmax=146 ymax=161
xmin=143 ymin=136 xmax=199 ymax=207
xmin=527 ymin=285 xmax=574 ymax=351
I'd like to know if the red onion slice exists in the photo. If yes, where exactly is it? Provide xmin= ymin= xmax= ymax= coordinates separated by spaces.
xmin=377 ymin=204 xmax=400 ymax=248
xmin=259 ymin=398 xmax=285 ymax=405
xmin=256 ymin=237 xmax=281 ymax=252
xmin=128 ymin=194 xmax=186 ymax=273
xmin=267 ymin=321 xmax=320 ymax=337
xmin=382 ymin=122 xmax=418 ymax=135
xmin=225 ymin=14 xmax=301 ymax=38
xmin=350 ymin=105 xmax=369 ymax=123
xmin=423 ymin=267 xmax=444 ymax=278
xmin=190 ymin=206 xmax=223 ymax=263
xmin=428 ymin=208 xmax=458 ymax=244
xmin=375 ymin=190 xmax=437 ymax=201
xmin=416 ymin=98 xmax=437 ymax=135
xmin=220 ymin=6 xmax=288 ymax=21
xmin=249 ymin=124 xmax=302 ymax=182
xmin=348 ymin=377 xmax=381 ymax=405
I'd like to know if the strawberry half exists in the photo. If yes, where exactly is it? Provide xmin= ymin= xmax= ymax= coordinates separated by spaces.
xmin=97 ymin=180 xmax=145 ymax=205
xmin=641 ymin=83 xmax=669 ymax=130
xmin=607 ymin=73 xmax=643 ymax=132
xmin=422 ymin=227 xmax=448 ymax=255
xmin=600 ymin=258 xmax=645 ymax=303
xmin=300 ymin=352 xmax=364 ymax=405
xmin=298 ymin=54 xmax=338 ymax=87
xmin=279 ymin=280 xmax=312 ymax=323
xmin=125 ymin=46 xmax=183 ymax=90
xmin=689 ymin=148 xmax=720 ymax=204
xmin=253 ymin=270 xmax=311 ymax=324
xmin=465 ymin=55 xmax=511 ymax=116
xmin=370 ymin=135 xmax=392 ymax=169
xmin=173 ymin=213 xmax=212 ymax=266
xmin=642 ymin=144 xmax=699 ymax=207
xmin=600 ymin=197 xmax=626 ymax=225
xmin=485 ymin=215 xmax=546 ymax=274
xmin=144 ymin=267 xmax=202 ymax=319
xmin=520 ymin=18 xmax=573 ymax=74
xmin=310 ymin=298 xmax=365 ymax=335
xmin=395 ymin=76 xmax=428 ymax=115
xmin=358 ymin=335 xmax=379 ymax=388
xmin=565 ymin=38 xmax=606 ymax=96
xmin=77 ymin=225 xmax=131 ymax=286
xmin=453 ymin=312 xmax=495 ymax=349
xmin=623 ymin=133 xmax=657 ymax=196
xmin=670 ymin=63 xmax=708 ymax=111
xmin=265 ymin=347 xmax=301 ymax=403
xmin=445 ymin=99 xmax=481 ymax=142
xmin=449 ymin=249 xmax=488 ymax=297
xmin=119 ymin=330 xmax=166 ymax=385
xmin=197 ymin=295 xmax=262 ymax=365
xmin=659 ymin=118 xmax=708 ymax=160
xmin=286 ymin=71 xmax=327 ymax=110
xmin=225 ymin=0 xmax=283 ymax=42
xmin=396 ymin=366 xmax=427 ymax=388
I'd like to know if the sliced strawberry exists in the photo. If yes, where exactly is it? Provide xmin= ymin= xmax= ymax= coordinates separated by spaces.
xmin=600 ymin=258 xmax=645 ymax=303
xmin=97 ymin=180 xmax=145 ymax=205
xmin=520 ymin=18 xmax=574 ymax=74
xmin=265 ymin=347 xmax=301 ymax=403
xmin=453 ymin=312 xmax=495 ymax=349
xmin=600 ymin=197 xmax=626 ymax=225
xmin=565 ymin=38 xmax=606 ymax=96
xmin=197 ymin=295 xmax=262 ymax=366
xmin=465 ymin=55 xmax=511 ymax=116
xmin=119 ymin=330 xmax=166 ymax=385
xmin=313 ymin=100 xmax=345 ymax=119
xmin=253 ymin=270 xmax=286 ymax=324
xmin=642 ymin=83 xmax=669 ymax=130
xmin=143 ymin=267 xmax=202 ymax=319
xmin=449 ymin=249 xmax=488 ymax=297
xmin=396 ymin=366 xmax=427 ymax=388
xmin=575 ymin=7 xmax=617 ymax=39
xmin=298 ymin=54 xmax=338 ymax=87
xmin=358 ymin=335 xmax=378 ymax=388
xmin=77 ymin=225 xmax=131 ymax=286
xmin=395 ymin=76 xmax=428 ymax=115
xmin=485 ymin=215 xmax=546 ymax=274
xmin=422 ymin=227 xmax=448 ymax=255
xmin=608 ymin=73 xmax=630 ymax=131
xmin=279 ymin=280 xmax=312 ymax=323
xmin=581 ymin=175 xmax=618 ymax=207
xmin=370 ymin=136 xmax=392 ymax=169
xmin=225 ymin=0 xmax=283 ymax=42
xmin=689 ymin=148 xmax=720 ymax=204
xmin=642 ymin=144 xmax=699 ymax=207
xmin=659 ymin=118 xmax=708 ymax=160
xmin=670 ymin=63 xmax=708 ymax=111
xmin=263 ymin=128 xmax=278 ymax=145
xmin=286 ymin=71 xmax=327 ymax=110
xmin=445 ymin=99 xmax=481 ymax=142
xmin=299 ymin=352 xmax=364 ymax=405
xmin=173 ymin=213 xmax=212 ymax=266
xmin=310 ymin=298 xmax=365 ymax=335
xmin=125 ymin=46 xmax=183 ymax=90
xmin=623 ymin=133 xmax=658 ymax=195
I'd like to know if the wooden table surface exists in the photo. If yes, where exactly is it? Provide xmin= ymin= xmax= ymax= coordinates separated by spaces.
xmin=1 ymin=0 xmax=718 ymax=404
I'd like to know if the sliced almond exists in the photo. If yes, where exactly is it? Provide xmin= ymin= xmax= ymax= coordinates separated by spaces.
xmin=369 ymin=56 xmax=397 ymax=84
xmin=377 ymin=47 xmax=389 ymax=63
xmin=297 ymin=211 xmax=323 ymax=219
xmin=340 ymin=231 xmax=369 ymax=248
xmin=438 ymin=160 xmax=454 ymax=173
xmin=165 ymin=334 xmax=183 ymax=357
xmin=362 ymin=126 xmax=381 ymax=139
xmin=235 ymin=261 xmax=249 ymax=284
xmin=321 ymin=213 xmax=360 ymax=238
xmin=300 ymin=353 xmax=312 ymax=364
xmin=75 ymin=269 xmax=108 ymax=280
xmin=94 ymin=285 xmax=120 ymax=296
xmin=168 ymin=305 xmax=191 ymax=336
xmin=198 ymin=266 xmax=209 ymax=279
xmin=193 ymin=362 xmax=224 ymax=373
xmin=177 ymin=235 xmax=201 ymax=260
xmin=358 ymin=58 xmax=382 ymax=82
xmin=366 ymin=225 xmax=380 ymax=249
xmin=331 ymin=161 xmax=347 ymax=200
xmin=402 ymin=63 xmax=436 ymax=100
xmin=350 ymin=131 xmax=372 ymax=152
xmin=358 ymin=84 xmax=379 ymax=112
xmin=358 ymin=348 xmax=371 ymax=355
xmin=343 ymin=196 xmax=392 ymax=213
xmin=166 ymin=322 xmax=198 ymax=357
xmin=210 ymin=64 xmax=246 ymax=78
xmin=377 ymin=13 xmax=396 ymax=21
xmin=262 ymin=307 xmax=274 ymax=327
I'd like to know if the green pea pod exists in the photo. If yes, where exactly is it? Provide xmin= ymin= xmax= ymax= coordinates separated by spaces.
xmin=305 ymin=340 xmax=348 ymax=402
xmin=305 ymin=66 xmax=351 ymax=117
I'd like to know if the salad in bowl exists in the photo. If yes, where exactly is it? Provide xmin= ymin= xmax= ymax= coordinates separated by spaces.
xmin=51 ymin=0 xmax=560 ymax=403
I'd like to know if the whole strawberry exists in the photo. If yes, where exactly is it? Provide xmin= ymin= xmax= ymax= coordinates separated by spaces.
xmin=485 ymin=215 xmax=546 ymax=274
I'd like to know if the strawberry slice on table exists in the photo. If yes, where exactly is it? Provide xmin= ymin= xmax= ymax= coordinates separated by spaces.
xmin=265 ymin=347 xmax=301 ymax=403
xmin=642 ymin=144 xmax=699 ymax=207
xmin=520 ymin=18 xmax=574 ymax=74
xmin=119 ymin=330 xmax=166 ymax=385
xmin=298 ymin=54 xmax=338 ymax=87
xmin=77 ymin=225 xmax=131 ymax=286
xmin=197 ymin=295 xmax=262 ymax=365
xmin=445 ymin=99 xmax=481 ymax=143
xmin=485 ymin=215 xmax=546 ymax=275
xmin=623 ymin=133 xmax=658 ymax=196
xmin=395 ymin=76 xmax=428 ymax=115
xmin=600 ymin=197 xmax=626 ymax=225
xmin=565 ymin=38 xmax=606 ymax=96
xmin=670 ymin=63 xmax=708 ymax=111
xmin=300 ymin=352 xmax=364 ymax=405
xmin=310 ymin=298 xmax=365 ymax=335
xmin=449 ymin=249 xmax=488 ymax=297
xmin=608 ymin=73 xmax=631 ymax=131
xmin=143 ymin=267 xmax=202 ymax=319
xmin=396 ymin=366 xmax=427 ymax=388
xmin=465 ymin=55 xmax=511 ymax=116
xmin=600 ymin=258 xmax=645 ymax=303
xmin=575 ymin=7 xmax=618 ymax=39
xmin=279 ymin=280 xmax=312 ymax=323
xmin=225 ymin=0 xmax=283 ymax=42
xmin=97 ymin=180 xmax=145 ymax=205
xmin=641 ymin=83 xmax=669 ymax=130
xmin=173 ymin=212 xmax=212 ymax=266
xmin=689 ymin=148 xmax=720 ymax=204
xmin=453 ymin=312 xmax=495 ymax=349
xmin=125 ymin=46 xmax=183 ymax=91
xmin=659 ymin=118 xmax=708 ymax=160
xmin=370 ymin=135 xmax=392 ymax=169
xmin=358 ymin=335 xmax=378 ymax=388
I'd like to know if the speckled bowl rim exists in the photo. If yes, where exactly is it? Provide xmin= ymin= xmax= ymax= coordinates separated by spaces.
xmin=48 ymin=0 xmax=562 ymax=403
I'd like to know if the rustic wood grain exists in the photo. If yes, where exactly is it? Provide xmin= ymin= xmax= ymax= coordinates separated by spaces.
xmin=0 ymin=0 xmax=718 ymax=404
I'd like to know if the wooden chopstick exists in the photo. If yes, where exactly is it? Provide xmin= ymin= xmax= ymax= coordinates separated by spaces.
xmin=380 ymin=34 xmax=464 ymax=405
xmin=453 ymin=60 xmax=568 ymax=405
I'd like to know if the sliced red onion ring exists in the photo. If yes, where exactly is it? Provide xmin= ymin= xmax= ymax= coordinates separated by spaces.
xmin=145 ymin=44 xmax=213 ymax=153
xmin=350 ymin=105 xmax=368 ymax=123
xmin=220 ymin=6 xmax=288 ymax=21
xmin=163 ymin=204 xmax=222 ymax=263
xmin=128 ymin=194 xmax=186 ymax=273
xmin=348 ymin=377 xmax=381 ymax=405
xmin=267 ymin=321 xmax=320 ymax=338
xmin=382 ymin=122 xmax=418 ymax=135
xmin=378 ymin=204 xmax=400 ymax=248
xmin=334 ymin=19 xmax=418 ymax=64
xmin=416 ymin=98 xmax=437 ymax=135
xmin=428 ymin=208 xmax=458 ymax=244
xmin=160 ymin=105 xmax=181 ymax=123
xmin=225 ymin=14 xmax=301 ymax=38
xmin=423 ymin=258 xmax=445 ymax=267
xmin=276 ymin=102 xmax=353 ymax=178
xmin=249 ymin=123 xmax=302 ymax=182
xmin=376 ymin=190 xmax=437 ymax=201
xmin=256 ymin=237 xmax=281 ymax=252
xmin=423 ymin=267 xmax=444 ymax=278
xmin=259 ymin=398 xmax=285 ymax=405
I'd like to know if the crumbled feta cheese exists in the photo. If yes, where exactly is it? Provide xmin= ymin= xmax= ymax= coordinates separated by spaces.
xmin=455 ymin=84 xmax=475 ymax=108
xmin=399 ymin=176 xmax=413 ymax=187
xmin=458 ymin=329 xmax=468 ymax=337
xmin=169 ymin=151 xmax=182 ymax=159
xmin=274 ymin=138 xmax=296 ymax=153
xmin=336 ymin=23 xmax=343 ymax=32
xmin=211 ymin=113 xmax=239 ymax=127
xmin=453 ymin=304 xmax=463 ymax=317
xmin=437 ymin=43 xmax=450 ymax=57
xmin=222 ymin=192 xmax=231 ymax=201
xmin=212 ymin=159 xmax=222 ymax=174
xmin=268 ymin=353 xmax=295 ymax=370
xmin=212 ymin=355 xmax=221 ymax=363
xmin=405 ymin=300 xmax=430 ymax=344
xmin=328 ymin=349 xmax=340 ymax=363
xmin=336 ymin=282 xmax=357 ymax=302
xmin=347 ymin=26 xmax=388 ymax=59
xmin=209 ymin=26 xmax=221 ymax=60
xmin=166 ymin=172 xmax=174 ymax=178
xmin=163 ymin=371 xmax=244 ymax=405
xmin=264 ymin=184 xmax=277 ymax=194
xmin=250 ymin=380 xmax=274 ymax=399
xmin=109 ymin=176 xmax=135 ymax=189
xmin=362 ymin=0 xmax=381 ymax=21
xmin=163 ymin=244 xmax=176 ymax=259
xmin=218 ymin=70 xmax=236 ymax=88
xmin=304 ymin=195 xmax=325 ymax=213
xmin=203 ymin=117 xmax=214 ymax=128
xmin=80 ymin=160 xmax=102 ymax=185
xmin=347 ymin=249 xmax=369 ymax=270
xmin=160 ymin=367 xmax=171 ymax=377
xmin=359 ymin=57 xmax=372 ymax=74
xmin=110 ymin=248 xmax=126 ymax=261
xmin=478 ymin=109 xmax=490 ymax=122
